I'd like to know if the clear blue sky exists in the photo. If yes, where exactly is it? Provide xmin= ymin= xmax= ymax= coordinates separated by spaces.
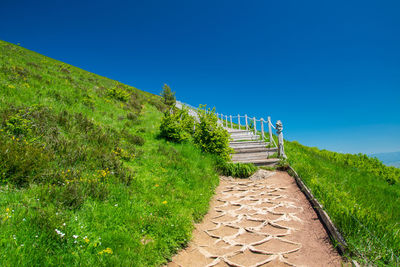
xmin=1 ymin=0 xmax=399 ymax=154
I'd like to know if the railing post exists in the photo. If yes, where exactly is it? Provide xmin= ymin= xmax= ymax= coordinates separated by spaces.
xmin=253 ymin=117 xmax=257 ymax=135
xmin=238 ymin=115 xmax=241 ymax=129
xmin=276 ymin=120 xmax=286 ymax=158
xmin=260 ymin=118 xmax=265 ymax=140
xmin=268 ymin=116 xmax=273 ymax=144
xmin=225 ymin=115 xmax=228 ymax=128
xmin=245 ymin=114 xmax=248 ymax=131
xmin=230 ymin=115 xmax=233 ymax=129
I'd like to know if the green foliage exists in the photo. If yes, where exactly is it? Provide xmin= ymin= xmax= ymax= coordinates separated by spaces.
xmin=0 ymin=40 xmax=220 ymax=266
xmin=160 ymin=83 xmax=176 ymax=107
xmin=0 ymin=132 xmax=50 ymax=186
xmin=159 ymin=108 xmax=194 ymax=143
xmin=215 ymin=158 xmax=257 ymax=178
xmin=285 ymin=140 xmax=400 ymax=265
xmin=193 ymin=105 xmax=232 ymax=161
xmin=276 ymin=158 xmax=289 ymax=170
xmin=106 ymin=85 xmax=130 ymax=102
xmin=4 ymin=112 xmax=32 ymax=137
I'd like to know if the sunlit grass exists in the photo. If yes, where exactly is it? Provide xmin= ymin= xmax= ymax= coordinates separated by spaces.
xmin=285 ymin=141 xmax=400 ymax=265
xmin=0 ymin=40 xmax=219 ymax=266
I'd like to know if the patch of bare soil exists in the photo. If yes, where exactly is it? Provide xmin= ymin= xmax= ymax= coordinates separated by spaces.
xmin=168 ymin=170 xmax=343 ymax=267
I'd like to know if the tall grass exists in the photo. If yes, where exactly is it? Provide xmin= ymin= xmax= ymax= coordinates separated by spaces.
xmin=285 ymin=141 xmax=400 ymax=265
xmin=0 ymin=40 xmax=219 ymax=266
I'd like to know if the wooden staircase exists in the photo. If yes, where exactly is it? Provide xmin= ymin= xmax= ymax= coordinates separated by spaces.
xmin=176 ymin=100 xmax=286 ymax=166
xmin=228 ymin=129 xmax=280 ymax=166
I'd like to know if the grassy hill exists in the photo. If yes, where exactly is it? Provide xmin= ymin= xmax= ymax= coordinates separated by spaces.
xmin=0 ymin=40 xmax=219 ymax=266
xmin=371 ymin=151 xmax=400 ymax=168
xmin=1 ymin=40 xmax=399 ymax=266
xmin=285 ymin=141 xmax=400 ymax=265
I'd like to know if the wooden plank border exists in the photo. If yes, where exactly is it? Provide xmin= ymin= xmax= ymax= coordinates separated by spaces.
xmin=287 ymin=166 xmax=348 ymax=255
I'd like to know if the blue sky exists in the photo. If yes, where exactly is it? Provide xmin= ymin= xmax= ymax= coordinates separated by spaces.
xmin=1 ymin=0 xmax=399 ymax=154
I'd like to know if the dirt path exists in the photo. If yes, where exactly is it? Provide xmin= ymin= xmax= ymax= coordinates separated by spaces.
xmin=168 ymin=170 xmax=343 ymax=267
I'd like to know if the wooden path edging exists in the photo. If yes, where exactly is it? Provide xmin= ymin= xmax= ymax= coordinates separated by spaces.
xmin=288 ymin=166 xmax=361 ymax=266
xmin=287 ymin=166 xmax=348 ymax=254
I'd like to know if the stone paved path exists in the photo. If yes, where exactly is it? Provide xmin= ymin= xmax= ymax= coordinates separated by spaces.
xmin=168 ymin=170 xmax=343 ymax=267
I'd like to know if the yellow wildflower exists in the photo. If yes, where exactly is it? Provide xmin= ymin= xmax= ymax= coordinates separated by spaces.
xmin=84 ymin=237 xmax=89 ymax=243
xmin=162 ymin=201 xmax=167 ymax=205
xmin=155 ymin=184 xmax=159 ymax=187
xmin=98 ymin=247 xmax=113 ymax=255
xmin=5 ymin=208 xmax=10 ymax=213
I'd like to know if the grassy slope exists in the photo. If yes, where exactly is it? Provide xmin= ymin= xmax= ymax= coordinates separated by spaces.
xmin=285 ymin=141 xmax=400 ymax=265
xmin=0 ymin=40 xmax=219 ymax=266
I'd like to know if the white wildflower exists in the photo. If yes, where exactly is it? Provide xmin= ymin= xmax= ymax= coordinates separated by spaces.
xmin=55 ymin=229 xmax=65 ymax=238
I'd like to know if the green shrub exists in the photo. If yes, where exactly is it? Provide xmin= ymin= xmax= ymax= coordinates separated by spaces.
xmin=127 ymin=92 xmax=144 ymax=113
xmin=148 ymin=95 xmax=168 ymax=112
xmin=193 ymin=105 xmax=232 ymax=160
xmin=159 ymin=108 xmax=194 ymax=143
xmin=276 ymin=158 xmax=290 ymax=170
xmin=83 ymin=94 xmax=95 ymax=109
xmin=215 ymin=158 xmax=257 ymax=178
xmin=126 ymin=112 xmax=138 ymax=122
xmin=129 ymin=135 xmax=145 ymax=146
xmin=4 ymin=112 xmax=32 ymax=137
xmin=0 ymin=132 xmax=51 ymax=186
xmin=107 ymin=86 xmax=130 ymax=102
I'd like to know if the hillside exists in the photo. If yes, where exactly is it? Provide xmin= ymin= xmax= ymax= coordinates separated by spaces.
xmin=285 ymin=141 xmax=400 ymax=265
xmin=0 ymin=40 xmax=220 ymax=266
xmin=1 ymin=40 xmax=400 ymax=266
xmin=371 ymin=151 xmax=400 ymax=168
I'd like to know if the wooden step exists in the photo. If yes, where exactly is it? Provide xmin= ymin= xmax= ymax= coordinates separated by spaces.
xmin=229 ymin=133 xmax=254 ymax=137
xmin=231 ymin=150 xmax=276 ymax=157
xmin=230 ymin=140 xmax=265 ymax=144
xmin=231 ymin=152 xmax=276 ymax=161
xmin=229 ymin=130 xmax=253 ymax=133
xmin=230 ymin=134 xmax=255 ymax=138
xmin=230 ymin=142 xmax=270 ymax=148
xmin=231 ymin=136 xmax=260 ymax=141
xmin=233 ymin=146 xmax=277 ymax=153
xmin=231 ymin=158 xmax=280 ymax=166
xmin=226 ymin=129 xmax=252 ymax=134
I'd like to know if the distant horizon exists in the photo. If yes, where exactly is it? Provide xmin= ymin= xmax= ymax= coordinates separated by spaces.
xmin=2 ymin=0 xmax=399 ymax=154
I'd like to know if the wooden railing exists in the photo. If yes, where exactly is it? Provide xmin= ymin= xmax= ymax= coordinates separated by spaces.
xmin=176 ymin=101 xmax=286 ymax=158
xmin=216 ymin=113 xmax=286 ymax=158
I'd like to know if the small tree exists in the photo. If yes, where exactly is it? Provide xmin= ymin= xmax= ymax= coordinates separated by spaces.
xmin=160 ymin=84 xmax=176 ymax=107
xmin=159 ymin=107 xmax=194 ymax=143
xmin=193 ymin=105 xmax=232 ymax=161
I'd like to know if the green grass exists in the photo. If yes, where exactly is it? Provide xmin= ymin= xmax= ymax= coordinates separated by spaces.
xmin=285 ymin=141 xmax=400 ymax=266
xmin=215 ymin=160 xmax=258 ymax=178
xmin=0 ymin=40 xmax=219 ymax=266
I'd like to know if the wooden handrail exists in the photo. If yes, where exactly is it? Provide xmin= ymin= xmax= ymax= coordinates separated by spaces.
xmin=176 ymin=100 xmax=286 ymax=158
